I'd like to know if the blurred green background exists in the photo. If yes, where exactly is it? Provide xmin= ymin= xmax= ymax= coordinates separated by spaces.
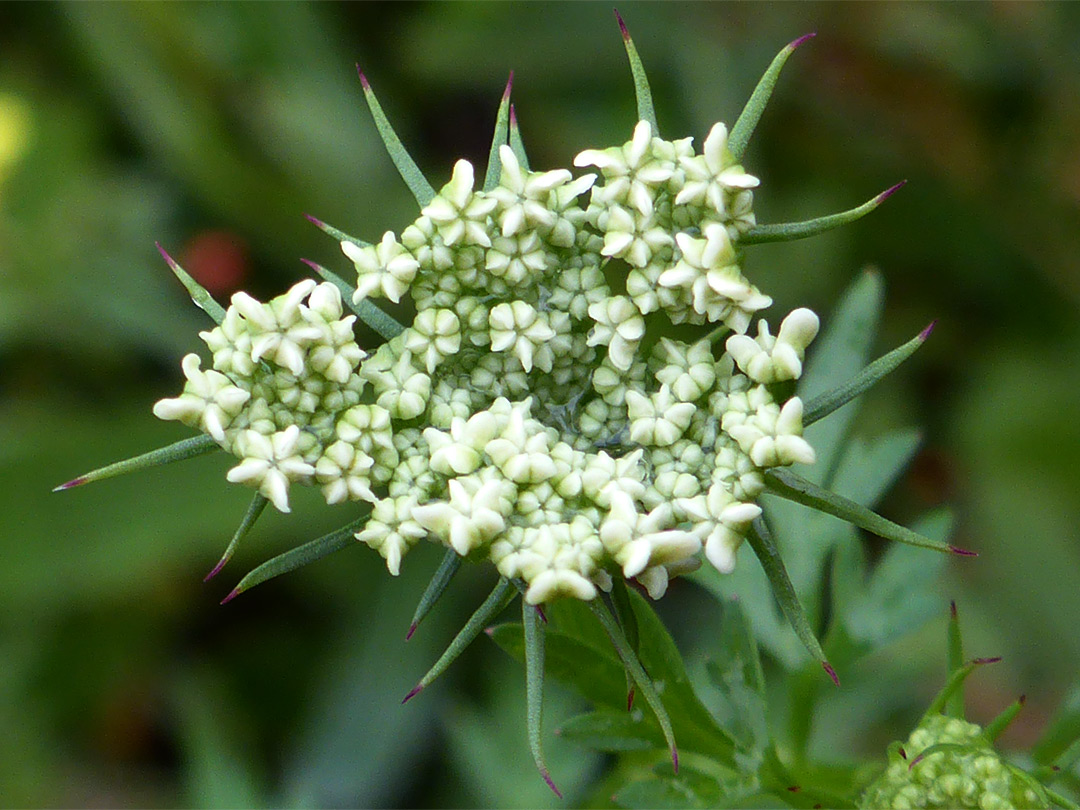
xmin=2 ymin=2 xmax=1079 ymax=806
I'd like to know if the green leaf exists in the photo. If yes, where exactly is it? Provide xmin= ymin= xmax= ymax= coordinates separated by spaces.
xmin=524 ymin=601 xmax=560 ymax=797
xmin=221 ymin=514 xmax=368 ymax=603
xmin=728 ymin=33 xmax=814 ymax=161
xmin=483 ymin=74 xmax=514 ymax=192
xmin=589 ymin=598 xmax=679 ymax=771
xmin=489 ymin=622 xmax=628 ymax=709
xmin=744 ymin=517 xmax=833 ymax=681
xmin=357 ymin=70 xmax=436 ymax=208
xmin=829 ymin=429 xmax=923 ymax=511
xmin=704 ymin=597 xmax=768 ymax=752
xmin=304 ymin=213 xmax=370 ymax=248
xmin=509 ymin=104 xmax=530 ymax=170
xmin=404 ymin=577 xmax=516 ymax=701
xmin=299 ymin=259 xmax=405 ymax=341
xmin=156 ymin=243 xmax=226 ymax=323
xmin=764 ymin=468 xmax=968 ymax=557
xmin=840 ymin=510 xmax=952 ymax=650
xmin=558 ymin=710 xmax=660 ymax=752
xmin=614 ymin=10 xmax=658 ymax=134
xmin=798 ymin=269 xmax=885 ymax=487
xmin=740 ymin=182 xmax=905 ymax=245
xmin=804 ymin=325 xmax=933 ymax=426
xmin=1034 ymin=681 xmax=1080 ymax=766
xmin=54 ymin=433 xmax=220 ymax=491
xmin=204 ymin=493 xmax=269 ymax=582
xmin=407 ymin=548 xmax=461 ymax=640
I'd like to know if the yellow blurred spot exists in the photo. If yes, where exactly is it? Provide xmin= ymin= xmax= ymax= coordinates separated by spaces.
xmin=0 ymin=91 xmax=32 ymax=178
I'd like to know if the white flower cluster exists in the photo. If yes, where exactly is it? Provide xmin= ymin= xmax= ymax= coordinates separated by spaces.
xmin=155 ymin=120 xmax=823 ymax=603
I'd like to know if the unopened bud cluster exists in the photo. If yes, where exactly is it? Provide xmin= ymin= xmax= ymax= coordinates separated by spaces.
xmin=155 ymin=119 xmax=821 ymax=604
xmin=860 ymin=713 xmax=1049 ymax=810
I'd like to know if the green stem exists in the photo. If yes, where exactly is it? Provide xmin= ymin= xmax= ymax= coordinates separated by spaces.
xmin=524 ymin=601 xmax=560 ymax=797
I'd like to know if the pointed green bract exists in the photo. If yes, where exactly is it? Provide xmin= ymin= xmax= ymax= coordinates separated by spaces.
xmin=221 ymin=514 xmax=369 ymax=603
xmin=744 ymin=517 xmax=831 ymax=677
xmin=985 ymin=696 xmax=1026 ymax=743
xmin=803 ymin=323 xmax=932 ymax=426
xmin=483 ymin=74 xmax=514 ymax=192
xmin=524 ymin=601 xmax=560 ymax=797
xmin=358 ymin=70 xmax=436 ymax=208
xmin=509 ymin=105 xmax=530 ymax=170
xmin=923 ymin=658 xmax=994 ymax=719
xmin=157 ymin=242 xmax=226 ymax=324
xmin=300 ymin=259 xmax=405 ymax=341
xmin=304 ymin=213 xmax=370 ymax=249
xmin=741 ymin=182 xmax=905 ymax=245
xmin=589 ymin=598 xmax=679 ymax=772
xmin=407 ymin=548 xmax=462 ymax=640
xmin=765 ymin=468 xmax=967 ymax=556
xmin=54 ymin=433 xmax=220 ymax=491
xmin=205 ymin=493 xmax=269 ymax=582
xmin=728 ymin=33 xmax=814 ymax=160
xmin=614 ymin=10 xmax=658 ymax=134
xmin=946 ymin=601 xmax=966 ymax=718
xmin=404 ymin=577 xmax=515 ymax=701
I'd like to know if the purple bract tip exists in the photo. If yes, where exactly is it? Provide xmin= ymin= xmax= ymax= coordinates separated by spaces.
xmin=877 ymin=179 xmax=908 ymax=204
xmin=789 ymin=32 xmax=817 ymax=50
xmin=919 ymin=320 xmax=938 ymax=341
xmin=671 ymin=746 xmax=679 ymax=774
xmin=402 ymin=684 xmax=423 ymax=704
xmin=787 ymin=785 xmax=802 ymax=793
xmin=503 ymin=71 xmax=514 ymax=100
xmin=299 ymin=258 xmax=320 ymax=273
xmin=483 ymin=626 xmax=495 ymax=637
xmin=357 ymin=67 xmax=370 ymax=90
xmin=219 ymin=588 xmax=239 ymax=605
xmin=614 ymin=8 xmax=629 ymax=40
xmin=155 ymin=241 xmax=180 ymax=270
xmin=509 ymin=104 xmax=518 ymax=127
xmin=405 ymin=622 xmax=417 ymax=641
xmin=626 ymin=686 xmax=635 ymax=712
xmin=1019 ymin=693 xmax=1027 ymax=705
xmin=536 ymin=605 xmax=548 ymax=624
xmin=949 ymin=545 xmax=978 ymax=557
xmin=949 ymin=599 xmax=958 ymax=619
xmin=542 ymin=770 xmax=563 ymax=799
xmin=974 ymin=656 xmax=1003 ymax=666
xmin=822 ymin=661 xmax=840 ymax=687
xmin=908 ymin=754 xmax=926 ymax=772
xmin=53 ymin=477 xmax=84 ymax=492
xmin=898 ymin=746 xmax=908 ymax=760
xmin=204 ymin=556 xmax=229 ymax=583
xmin=304 ymin=213 xmax=326 ymax=228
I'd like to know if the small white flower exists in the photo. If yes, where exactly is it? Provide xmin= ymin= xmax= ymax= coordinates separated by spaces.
xmin=153 ymin=353 xmax=251 ymax=443
xmin=625 ymin=385 xmax=696 ymax=447
xmin=587 ymin=296 xmax=646 ymax=372
xmin=421 ymin=160 xmax=498 ymax=247
xmin=725 ymin=308 xmax=819 ymax=383
xmin=343 ymin=231 xmax=419 ymax=304
xmin=488 ymin=301 xmax=556 ymax=373
xmin=486 ymin=145 xmax=569 ymax=237
xmin=225 ymin=425 xmax=316 ymax=512
xmin=356 ymin=495 xmax=427 ymax=576
xmin=676 ymin=122 xmax=760 ymax=217
xmin=411 ymin=474 xmax=513 ymax=556
xmin=403 ymin=308 xmax=462 ymax=373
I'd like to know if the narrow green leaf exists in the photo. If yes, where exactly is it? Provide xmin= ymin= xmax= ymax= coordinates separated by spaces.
xmin=764 ymin=468 xmax=973 ymax=557
xmin=483 ymin=73 xmax=514 ymax=192
xmin=611 ymin=577 xmax=640 ymax=708
xmin=558 ymin=710 xmax=660 ymax=753
xmin=704 ymin=599 xmax=768 ymax=752
xmin=304 ymin=213 xmax=370 ymax=248
xmin=406 ymin=548 xmax=462 ymax=640
xmin=204 ymin=493 xmax=269 ymax=582
xmin=524 ymin=601 xmax=560 ymax=797
xmin=220 ymin=514 xmax=368 ymax=604
xmin=1046 ymin=786 xmax=1080 ymax=810
xmin=744 ymin=517 xmax=834 ymax=683
xmin=156 ymin=242 xmax=226 ymax=323
xmin=1034 ymin=682 xmax=1080 ymax=766
xmin=946 ymin=600 xmax=965 ymax=718
xmin=923 ymin=657 xmax=1001 ymax=719
xmin=614 ymin=10 xmax=658 ymax=133
xmin=299 ymin=259 xmax=405 ymax=341
xmin=357 ymin=69 xmax=436 ymax=207
xmin=404 ymin=577 xmax=515 ymax=702
xmin=984 ymin=695 xmax=1026 ymax=743
xmin=54 ymin=433 xmax=219 ymax=491
xmin=804 ymin=323 xmax=933 ymax=426
xmin=728 ymin=33 xmax=815 ymax=161
xmin=589 ymin=598 xmax=679 ymax=771
xmin=740 ymin=182 xmax=905 ymax=245
xmin=509 ymin=104 xmax=530 ymax=170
